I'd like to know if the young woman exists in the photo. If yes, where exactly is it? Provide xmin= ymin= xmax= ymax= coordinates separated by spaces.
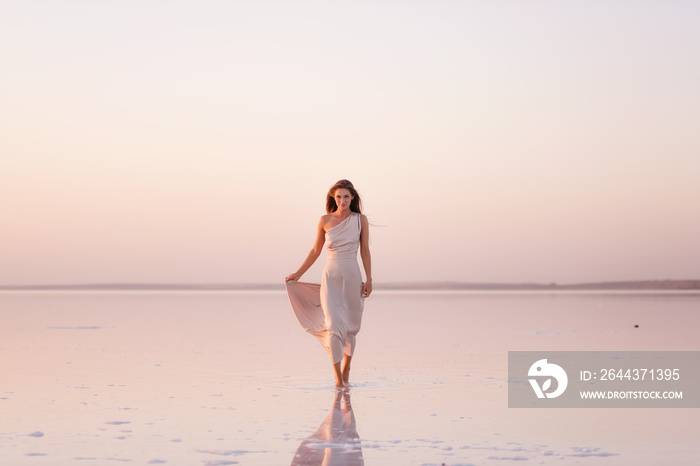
xmin=285 ymin=179 xmax=372 ymax=389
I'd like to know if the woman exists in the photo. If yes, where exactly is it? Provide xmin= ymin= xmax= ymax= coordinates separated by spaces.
xmin=285 ymin=179 xmax=372 ymax=389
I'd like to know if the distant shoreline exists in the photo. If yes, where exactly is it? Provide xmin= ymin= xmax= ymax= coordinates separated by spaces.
xmin=1 ymin=280 xmax=698 ymax=291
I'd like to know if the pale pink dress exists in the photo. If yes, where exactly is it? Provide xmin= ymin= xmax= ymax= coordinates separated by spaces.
xmin=286 ymin=212 xmax=365 ymax=364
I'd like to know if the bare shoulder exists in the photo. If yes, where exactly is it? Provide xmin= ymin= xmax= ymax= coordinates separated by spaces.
xmin=319 ymin=214 xmax=333 ymax=231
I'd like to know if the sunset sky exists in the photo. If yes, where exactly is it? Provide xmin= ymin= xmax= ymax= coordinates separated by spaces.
xmin=2 ymin=1 xmax=699 ymax=286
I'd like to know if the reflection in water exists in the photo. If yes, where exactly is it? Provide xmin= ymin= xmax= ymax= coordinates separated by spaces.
xmin=291 ymin=390 xmax=364 ymax=465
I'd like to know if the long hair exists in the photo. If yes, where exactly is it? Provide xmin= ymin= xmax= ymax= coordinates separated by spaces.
xmin=326 ymin=179 xmax=362 ymax=214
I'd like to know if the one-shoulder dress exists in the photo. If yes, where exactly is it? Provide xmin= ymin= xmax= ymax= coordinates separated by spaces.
xmin=285 ymin=212 xmax=365 ymax=364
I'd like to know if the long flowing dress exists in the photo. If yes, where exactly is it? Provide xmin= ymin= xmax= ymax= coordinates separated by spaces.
xmin=285 ymin=212 xmax=364 ymax=365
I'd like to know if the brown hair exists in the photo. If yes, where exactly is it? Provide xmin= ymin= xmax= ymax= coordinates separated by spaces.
xmin=326 ymin=179 xmax=362 ymax=214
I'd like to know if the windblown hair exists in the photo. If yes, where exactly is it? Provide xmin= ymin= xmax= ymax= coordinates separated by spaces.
xmin=326 ymin=179 xmax=362 ymax=214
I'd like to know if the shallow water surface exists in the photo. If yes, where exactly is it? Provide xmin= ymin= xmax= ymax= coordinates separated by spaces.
xmin=1 ymin=290 xmax=698 ymax=465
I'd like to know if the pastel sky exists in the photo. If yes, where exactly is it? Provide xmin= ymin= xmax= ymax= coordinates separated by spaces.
xmin=2 ymin=1 xmax=699 ymax=286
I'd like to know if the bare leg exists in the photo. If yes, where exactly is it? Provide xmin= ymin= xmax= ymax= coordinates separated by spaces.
xmin=333 ymin=361 xmax=345 ymax=388
xmin=341 ymin=354 xmax=352 ymax=384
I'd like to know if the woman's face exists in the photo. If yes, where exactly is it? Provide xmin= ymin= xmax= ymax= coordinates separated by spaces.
xmin=334 ymin=188 xmax=354 ymax=211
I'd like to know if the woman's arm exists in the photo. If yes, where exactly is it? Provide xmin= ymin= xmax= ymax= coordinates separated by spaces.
xmin=285 ymin=217 xmax=326 ymax=281
xmin=359 ymin=214 xmax=372 ymax=297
